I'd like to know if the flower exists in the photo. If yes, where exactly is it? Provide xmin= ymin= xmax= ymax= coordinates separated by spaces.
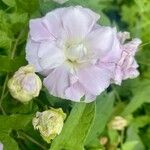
xmin=7 ymin=65 xmax=42 ymax=103
xmin=112 ymin=32 xmax=142 ymax=85
xmin=109 ymin=116 xmax=128 ymax=131
xmin=32 ymin=108 xmax=66 ymax=143
xmin=98 ymin=31 xmax=141 ymax=85
xmin=26 ymin=6 xmax=141 ymax=102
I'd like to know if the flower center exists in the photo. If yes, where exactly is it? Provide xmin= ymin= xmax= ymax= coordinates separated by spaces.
xmin=64 ymin=43 xmax=88 ymax=73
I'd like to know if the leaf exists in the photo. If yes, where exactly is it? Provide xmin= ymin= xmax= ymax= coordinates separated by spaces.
xmin=0 ymin=132 xmax=19 ymax=150
xmin=15 ymin=0 xmax=39 ymax=14
xmin=0 ymin=114 xmax=32 ymax=150
xmin=0 ymin=114 xmax=32 ymax=131
xmin=50 ymin=102 xmax=96 ymax=150
xmin=122 ymin=85 xmax=150 ymax=116
xmin=9 ymin=12 xmax=28 ymax=25
xmin=0 ymin=55 xmax=26 ymax=72
xmin=122 ymin=141 xmax=139 ymax=150
xmin=125 ymin=126 xmax=145 ymax=150
xmin=2 ymin=0 xmax=16 ymax=7
xmin=0 ymin=31 xmax=12 ymax=50
xmin=85 ymin=92 xmax=115 ymax=148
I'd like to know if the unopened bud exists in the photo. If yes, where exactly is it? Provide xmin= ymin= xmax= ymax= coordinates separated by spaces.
xmin=32 ymin=108 xmax=66 ymax=143
xmin=99 ymin=136 xmax=108 ymax=146
xmin=7 ymin=65 xmax=42 ymax=103
xmin=110 ymin=116 xmax=127 ymax=130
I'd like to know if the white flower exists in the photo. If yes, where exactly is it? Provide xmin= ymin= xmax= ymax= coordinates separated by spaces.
xmin=7 ymin=65 xmax=42 ymax=103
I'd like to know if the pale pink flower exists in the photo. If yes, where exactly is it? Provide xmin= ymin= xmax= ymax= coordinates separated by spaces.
xmin=26 ymin=6 xmax=141 ymax=102
xmin=98 ymin=32 xmax=141 ymax=85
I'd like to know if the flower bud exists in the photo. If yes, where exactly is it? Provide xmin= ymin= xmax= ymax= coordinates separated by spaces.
xmin=99 ymin=136 xmax=108 ymax=146
xmin=7 ymin=65 xmax=42 ymax=103
xmin=32 ymin=108 xmax=66 ymax=143
xmin=109 ymin=116 xmax=128 ymax=131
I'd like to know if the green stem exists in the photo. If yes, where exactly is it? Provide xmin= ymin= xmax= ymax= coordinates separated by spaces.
xmin=120 ymin=129 xmax=124 ymax=150
xmin=0 ymin=31 xmax=24 ymax=114
xmin=11 ymin=30 xmax=24 ymax=59
xmin=0 ymin=74 xmax=9 ymax=115
xmin=17 ymin=131 xmax=47 ymax=150
xmin=112 ymin=85 xmax=121 ymax=103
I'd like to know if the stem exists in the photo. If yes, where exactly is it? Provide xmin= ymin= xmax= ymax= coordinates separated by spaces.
xmin=112 ymin=85 xmax=121 ymax=103
xmin=11 ymin=30 xmax=24 ymax=59
xmin=0 ymin=30 xmax=24 ymax=114
xmin=120 ymin=129 xmax=124 ymax=150
xmin=0 ymin=74 xmax=9 ymax=115
xmin=17 ymin=131 xmax=47 ymax=150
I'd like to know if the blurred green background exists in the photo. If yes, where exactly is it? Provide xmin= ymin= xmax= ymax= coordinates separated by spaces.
xmin=0 ymin=0 xmax=150 ymax=150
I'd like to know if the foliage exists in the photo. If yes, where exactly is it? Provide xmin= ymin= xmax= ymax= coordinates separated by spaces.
xmin=0 ymin=0 xmax=150 ymax=150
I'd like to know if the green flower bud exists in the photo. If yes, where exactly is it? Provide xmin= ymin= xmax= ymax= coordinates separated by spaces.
xmin=109 ymin=116 xmax=128 ymax=131
xmin=32 ymin=108 xmax=66 ymax=143
xmin=99 ymin=136 xmax=108 ymax=146
xmin=7 ymin=65 xmax=42 ymax=103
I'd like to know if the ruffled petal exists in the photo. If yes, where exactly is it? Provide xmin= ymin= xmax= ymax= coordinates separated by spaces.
xmin=43 ymin=66 xmax=70 ymax=98
xmin=62 ymin=6 xmax=100 ymax=42
xmin=29 ymin=18 xmax=54 ymax=42
xmin=77 ymin=65 xmax=111 ymax=95
xmin=85 ymin=26 xmax=116 ymax=58
xmin=38 ymin=41 xmax=65 ymax=71
xmin=100 ymin=28 xmax=122 ymax=63
xmin=65 ymin=82 xmax=84 ymax=102
xmin=42 ymin=8 xmax=65 ymax=40
xmin=25 ymin=38 xmax=42 ymax=72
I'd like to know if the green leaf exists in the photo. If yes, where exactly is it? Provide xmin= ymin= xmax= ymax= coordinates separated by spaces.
xmin=0 ymin=31 xmax=12 ymax=50
xmin=0 ymin=132 xmax=19 ymax=150
xmin=2 ymin=0 xmax=16 ymax=7
xmin=50 ymin=102 xmax=96 ymax=150
xmin=122 ymin=85 xmax=150 ymax=116
xmin=122 ymin=141 xmax=139 ymax=150
xmin=0 ymin=114 xmax=32 ymax=150
xmin=125 ymin=126 xmax=145 ymax=150
xmin=9 ymin=12 xmax=28 ymax=25
xmin=15 ymin=0 xmax=39 ymax=14
xmin=0 ymin=114 xmax=32 ymax=131
xmin=85 ymin=92 xmax=115 ymax=148
xmin=0 ymin=55 xmax=26 ymax=72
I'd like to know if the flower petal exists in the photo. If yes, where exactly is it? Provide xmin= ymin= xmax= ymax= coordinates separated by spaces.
xmin=100 ymin=28 xmax=122 ymax=63
xmin=38 ymin=41 xmax=65 ymax=71
xmin=85 ymin=26 xmax=116 ymax=58
xmin=42 ymin=8 xmax=65 ymax=40
xmin=25 ymin=38 xmax=42 ymax=72
xmin=43 ymin=66 xmax=70 ymax=98
xmin=62 ymin=6 xmax=100 ymax=42
xmin=29 ymin=18 xmax=54 ymax=42
xmin=78 ymin=65 xmax=111 ymax=95
xmin=65 ymin=82 xmax=84 ymax=102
